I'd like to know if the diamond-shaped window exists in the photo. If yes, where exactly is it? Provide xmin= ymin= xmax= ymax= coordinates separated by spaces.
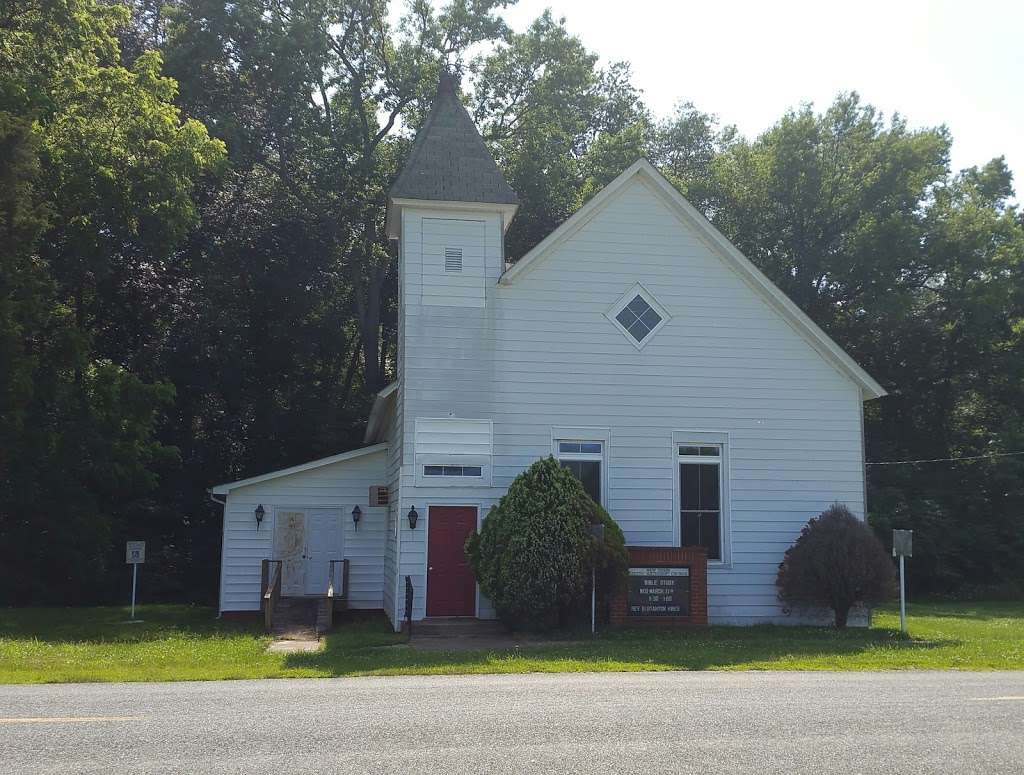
xmin=606 ymin=284 xmax=670 ymax=349
xmin=616 ymin=295 xmax=662 ymax=342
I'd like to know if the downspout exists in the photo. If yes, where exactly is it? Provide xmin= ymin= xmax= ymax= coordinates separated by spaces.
xmin=209 ymin=490 xmax=227 ymax=617
xmin=859 ymin=397 xmax=871 ymax=628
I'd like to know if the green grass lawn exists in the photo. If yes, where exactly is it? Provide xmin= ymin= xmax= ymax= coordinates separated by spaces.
xmin=1 ymin=600 xmax=1021 ymax=684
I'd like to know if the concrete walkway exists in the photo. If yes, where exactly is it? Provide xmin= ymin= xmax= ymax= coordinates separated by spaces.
xmin=406 ymin=618 xmax=580 ymax=651
xmin=265 ymin=638 xmax=322 ymax=653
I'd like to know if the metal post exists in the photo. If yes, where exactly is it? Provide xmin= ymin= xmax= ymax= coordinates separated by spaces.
xmin=591 ymin=568 xmax=596 ymax=636
xmin=589 ymin=523 xmax=604 ymax=637
xmin=131 ymin=563 xmax=138 ymax=620
xmin=898 ymin=554 xmax=906 ymax=634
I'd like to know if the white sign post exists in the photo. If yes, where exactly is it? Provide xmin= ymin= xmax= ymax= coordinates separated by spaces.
xmin=892 ymin=530 xmax=913 ymax=634
xmin=126 ymin=541 xmax=146 ymax=621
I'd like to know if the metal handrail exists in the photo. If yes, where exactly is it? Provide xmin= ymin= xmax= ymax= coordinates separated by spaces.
xmin=260 ymin=559 xmax=282 ymax=633
xmin=326 ymin=559 xmax=349 ymax=600
xmin=322 ymin=559 xmax=350 ymax=633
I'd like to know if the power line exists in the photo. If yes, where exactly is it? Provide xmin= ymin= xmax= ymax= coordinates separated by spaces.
xmin=866 ymin=450 xmax=1024 ymax=466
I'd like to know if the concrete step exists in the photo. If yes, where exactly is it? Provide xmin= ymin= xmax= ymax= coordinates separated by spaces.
xmin=271 ymin=597 xmax=319 ymax=640
xmin=272 ymin=624 xmax=317 ymax=641
xmin=413 ymin=618 xmax=507 ymax=639
xmin=314 ymin=598 xmax=333 ymax=636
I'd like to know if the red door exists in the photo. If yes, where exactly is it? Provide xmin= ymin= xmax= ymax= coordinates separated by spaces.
xmin=426 ymin=506 xmax=478 ymax=616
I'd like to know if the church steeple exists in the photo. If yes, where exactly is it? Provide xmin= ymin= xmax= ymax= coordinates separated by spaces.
xmin=389 ymin=70 xmax=518 ymax=207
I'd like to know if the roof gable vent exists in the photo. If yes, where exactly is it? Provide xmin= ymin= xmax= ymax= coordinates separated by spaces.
xmin=444 ymin=247 xmax=463 ymax=272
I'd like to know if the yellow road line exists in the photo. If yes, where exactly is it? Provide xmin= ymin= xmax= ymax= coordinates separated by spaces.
xmin=0 ymin=716 xmax=141 ymax=724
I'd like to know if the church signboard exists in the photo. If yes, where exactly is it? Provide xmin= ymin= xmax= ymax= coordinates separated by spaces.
xmin=628 ymin=566 xmax=690 ymax=617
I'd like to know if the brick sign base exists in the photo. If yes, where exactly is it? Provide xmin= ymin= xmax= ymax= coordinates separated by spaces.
xmin=610 ymin=547 xmax=708 ymax=627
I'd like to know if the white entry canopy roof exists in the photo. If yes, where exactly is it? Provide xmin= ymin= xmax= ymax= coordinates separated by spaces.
xmin=209 ymin=443 xmax=388 ymax=494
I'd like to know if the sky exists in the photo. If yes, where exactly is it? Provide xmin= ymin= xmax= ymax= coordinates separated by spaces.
xmin=434 ymin=0 xmax=1024 ymax=187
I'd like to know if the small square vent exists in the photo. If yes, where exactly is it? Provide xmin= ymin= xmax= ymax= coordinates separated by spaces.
xmin=444 ymin=247 xmax=463 ymax=272
xmin=369 ymin=486 xmax=389 ymax=506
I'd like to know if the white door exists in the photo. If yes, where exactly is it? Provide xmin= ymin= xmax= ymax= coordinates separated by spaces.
xmin=273 ymin=510 xmax=306 ymax=596
xmin=304 ymin=509 xmax=344 ymax=595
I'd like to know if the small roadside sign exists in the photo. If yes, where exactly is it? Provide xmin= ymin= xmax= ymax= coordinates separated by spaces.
xmin=126 ymin=541 xmax=146 ymax=564
xmin=892 ymin=530 xmax=913 ymax=557
xmin=125 ymin=541 xmax=146 ymax=621
xmin=892 ymin=529 xmax=913 ymax=634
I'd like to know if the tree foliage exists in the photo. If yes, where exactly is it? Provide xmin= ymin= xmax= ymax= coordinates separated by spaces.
xmin=776 ymin=504 xmax=896 ymax=628
xmin=466 ymin=457 xmax=628 ymax=630
xmin=0 ymin=0 xmax=223 ymax=603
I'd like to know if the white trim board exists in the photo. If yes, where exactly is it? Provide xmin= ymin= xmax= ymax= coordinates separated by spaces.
xmin=209 ymin=443 xmax=389 ymax=494
xmin=386 ymin=197 xmax=518 ymax=239
xmin=498 ymin=158 xmax=886 ymax=401
xmin=364 ymin=381 xmax=398 ymax=444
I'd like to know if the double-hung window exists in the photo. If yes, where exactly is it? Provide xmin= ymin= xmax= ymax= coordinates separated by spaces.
xmin=556 ymin=440 xmax=603 ymax=505
xmin=679 ymin=444 xmax=723 ymax=560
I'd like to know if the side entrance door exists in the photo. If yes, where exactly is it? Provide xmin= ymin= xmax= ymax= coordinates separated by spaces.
xmin=426 ymin=506 xmax=478 ymax=617
xmin=304 ymin=509 xmax=343 ymax=595
xmin=273 ymin=509 xmax=306 ymax=596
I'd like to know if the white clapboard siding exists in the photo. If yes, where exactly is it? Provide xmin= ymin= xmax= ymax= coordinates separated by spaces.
xmin=421 ymin=218 xmax=487 ymax=307
xmin=218 ymin=448 xmax=387 ymax=613
xmin=414 ymin=418 xmax=493 ymax=456
xmin=395 ymin=176 xmax=867 ymax=625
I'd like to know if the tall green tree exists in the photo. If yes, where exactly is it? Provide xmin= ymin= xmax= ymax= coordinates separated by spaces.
xmin=0 ymin=0 xmax=223 ymax=603
xmin=869 ymin=158 xmax=1024 ymax=594
xmin=472 ymin=11 xmax=652 ymax=257
xmin=123 ymin=0 xmax=517 ymax=596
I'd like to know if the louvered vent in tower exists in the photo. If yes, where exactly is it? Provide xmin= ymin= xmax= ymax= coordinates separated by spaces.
xmin=444 ymin=247 xmax=463 ymax=272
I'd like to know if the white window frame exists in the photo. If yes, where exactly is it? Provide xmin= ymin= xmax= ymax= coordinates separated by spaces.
xmin=415 ymin=459 xmax=492 ymax=487
xmin=422 ymin=464 xmax=483 ymax=478
xmin=552 ymin=427 xmax=610 ymax=506
xmin=672 ymin=431 xmax=731 ymax=566
xmin=605 ymin=282 xmax=671 ymax=350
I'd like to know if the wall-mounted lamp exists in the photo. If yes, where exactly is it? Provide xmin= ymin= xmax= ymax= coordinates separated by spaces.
xmin=351 ymin=505 xmax=362 ymax=530
xmin=254 ymin=503 xmax=265 ymax=531
xmin=407 ymin=506 xmax=419 ymax=530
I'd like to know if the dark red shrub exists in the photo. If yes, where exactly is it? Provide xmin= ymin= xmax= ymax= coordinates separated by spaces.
xmin=777 ymin=503 xmax=896 ymax=628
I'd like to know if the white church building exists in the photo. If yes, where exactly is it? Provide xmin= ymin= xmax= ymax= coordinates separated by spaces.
xmin=211 ymin=72 xmax=885 ymax=631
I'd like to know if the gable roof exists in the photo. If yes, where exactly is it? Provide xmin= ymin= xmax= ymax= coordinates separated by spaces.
xmin=209 ymin=443 xmax=388 ymax=495
xmin=499 ymin=159 xmax=886 ymax=400
xmin=389 ymin=72 xmax=518 ymax=205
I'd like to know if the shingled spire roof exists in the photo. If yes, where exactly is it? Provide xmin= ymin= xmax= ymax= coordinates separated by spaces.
xmin=390 ymin=71 xmax=518 ymax=205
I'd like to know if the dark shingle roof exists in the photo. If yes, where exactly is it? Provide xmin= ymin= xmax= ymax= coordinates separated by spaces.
xmin=390 ymin=72 xmax=518 ymax=205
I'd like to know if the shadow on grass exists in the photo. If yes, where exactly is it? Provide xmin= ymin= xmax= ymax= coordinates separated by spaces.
xmin=894 ymin=601 xmax=1022 ymax=622
xmin=283 ymin=619 xmax=955 ymax=675
xmin=0 ymin=604 xmax=259 ymax=644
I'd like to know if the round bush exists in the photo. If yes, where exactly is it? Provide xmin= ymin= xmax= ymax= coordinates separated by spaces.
xmin=776 ymin=503 xmax=896 ymax=628
xmin=465 ymin=456 xmax=628 ymax=631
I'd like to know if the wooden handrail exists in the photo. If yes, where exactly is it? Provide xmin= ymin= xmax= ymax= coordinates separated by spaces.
xmin=261 ymin=559 xmax=282 ymax=633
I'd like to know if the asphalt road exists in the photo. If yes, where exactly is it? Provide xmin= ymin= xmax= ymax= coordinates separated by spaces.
xmin=2 ymin=671 xmax=1022 ymax=774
